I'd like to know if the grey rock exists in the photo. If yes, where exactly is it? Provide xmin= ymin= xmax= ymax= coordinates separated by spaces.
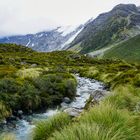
xmin=91 ymin=90 xmax=105 ymax=100
xmin=61 ymin=102 xmax=69 ymax=109
xmin=30 ymin=64 xmax=37 ymax=68
xmin=18 ymin=110 xmax=23 ymax=115
xmin=63 ymin=97 xmax=71 ymax=104
xmin=64 ymin=108 xmax=82 ymax=117
xmin=20 ymin=62 xmax=26 ymax=65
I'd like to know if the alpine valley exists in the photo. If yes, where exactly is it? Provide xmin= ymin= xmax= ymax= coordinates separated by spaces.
xmin=1 ymin=3 xmax=140 ymax=140
xmin=1 ymin=4 xmax=140 ymax=63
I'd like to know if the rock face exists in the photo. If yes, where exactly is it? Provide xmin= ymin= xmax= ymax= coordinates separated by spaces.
xmin=0 ymin=25 xmax=83 ymax=52
xmin=68 ymin=4 xmax=140 ymax=54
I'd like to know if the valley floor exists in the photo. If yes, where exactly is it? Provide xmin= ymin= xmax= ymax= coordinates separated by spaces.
xmin=0 ymin=44 xmax=140 ymax=140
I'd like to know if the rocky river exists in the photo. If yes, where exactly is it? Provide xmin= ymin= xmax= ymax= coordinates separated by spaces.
xmin=0 ymin=75 xmax=106 ymax=140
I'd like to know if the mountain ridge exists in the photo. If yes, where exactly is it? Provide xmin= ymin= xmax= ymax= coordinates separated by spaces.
xmin=0 ymin=25 xmax=83 ymax=52
xmin=68 ymin=4 xmax=140 ymax=54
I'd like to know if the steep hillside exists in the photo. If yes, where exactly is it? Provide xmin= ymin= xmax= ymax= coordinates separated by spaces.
xmin=103 ymin=34 xmax=140 ymax=62
xmin=0 ymin=26 xmax=83 ymax=52
xmin=68 ymin=4 xmax=140 ymax=54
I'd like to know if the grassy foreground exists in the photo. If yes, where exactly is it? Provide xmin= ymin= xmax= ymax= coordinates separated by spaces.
xmin=0 ymin=44 xmax=140 ymax=139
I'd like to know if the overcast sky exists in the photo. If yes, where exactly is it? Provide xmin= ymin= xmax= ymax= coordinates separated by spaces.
xmin=0 ymin=0 xmax=140 ymax=36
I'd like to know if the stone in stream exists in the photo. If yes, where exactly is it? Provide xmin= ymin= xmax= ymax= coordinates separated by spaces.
xmin=91 ymin=90 xmax=105 ymax=100
xmin=63 ymin=97 xmax=71 ymax=104
xmin=18 ymin=110 xmax=23 ymax=115
xmin=61 ymin=102 xmax=69 ymax=109
xmin=64 ymin=108 xmax=82 ymax=117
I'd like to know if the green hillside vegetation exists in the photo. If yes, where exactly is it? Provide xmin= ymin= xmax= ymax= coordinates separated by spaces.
xmin=103 ymin=34 xmax=140 ymax=62
xmin=0 ymin=43 xmax=33 ymax=53
xmin=80 ymin=17 xmax=128 ymax=54
xmin=0 ymin=44 xmax=79 ymax=118
xmin=1 ymin=44 xmax=140 ymax=139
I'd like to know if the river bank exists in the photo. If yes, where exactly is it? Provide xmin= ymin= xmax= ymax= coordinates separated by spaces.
xmin=0 ymin=75 xmax=106 ymax=140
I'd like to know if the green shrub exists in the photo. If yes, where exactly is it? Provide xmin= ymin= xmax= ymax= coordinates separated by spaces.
xmin=0 ymin=78 xmax=18 ymax=94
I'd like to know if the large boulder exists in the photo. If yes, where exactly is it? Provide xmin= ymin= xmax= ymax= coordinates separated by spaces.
xmin=64 ymin=108 xmax=82 ymax=117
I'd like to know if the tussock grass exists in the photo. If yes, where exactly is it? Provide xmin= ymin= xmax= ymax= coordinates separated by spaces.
xmin=16 ymin=68 xmax=44 ymax=78
xmin=49 ymin=102 xmax=139 ymax=140
xmin=80 ymin=102 xmax=132 ymax=127
xmin=49 ymin=123 xmax=137 ymax=140
xmin=103 ymin=86 xmax=140 ymax=111
xmin=33 ymin=112 xmax=71 ymax=140
xmin=0 ymin=133 xmax=15 ymax=140
xmin=33 ymin=100 xmax=140 ymax=140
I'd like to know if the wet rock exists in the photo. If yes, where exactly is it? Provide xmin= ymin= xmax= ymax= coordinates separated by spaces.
xmin=91 ymin=90 xmax=105 ymax=100
xmin=6 ymin=116 xmax=18 ymax=123
xmin=30 ymin=64 xmax=37 ymax=68
xmin=64 ymin=108 xmax=82 ymax=117
xmin=63 ymin=97 xmax=71 ymax=104
xmin=103 ymin=85 xmax=110 ymax=91
xmin=20 ymin=62 xmax=26 ymax=65
xmin=18 ymin=110 xmax=23 ymax=115
xmin=17 ymin=110 xmax=23 ymax=119
xmin=61 ymin=102 xmax=69 ymax=109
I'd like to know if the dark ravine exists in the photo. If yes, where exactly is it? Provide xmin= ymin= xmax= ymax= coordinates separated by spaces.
xmin=0 ymin=75 xmax=106 ymax=140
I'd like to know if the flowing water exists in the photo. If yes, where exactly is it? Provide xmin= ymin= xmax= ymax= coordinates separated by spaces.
xmin=0 ymin=75 xmax=105 ymax=140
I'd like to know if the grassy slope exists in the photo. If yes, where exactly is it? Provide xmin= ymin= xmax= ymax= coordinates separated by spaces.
xmin=103 ymin=34 xmax=140 ymax=63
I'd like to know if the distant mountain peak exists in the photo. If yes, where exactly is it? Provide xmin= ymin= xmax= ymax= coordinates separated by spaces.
xmin=0 ymin=25 xmax=83 ymax=52
xmin=57 ymin=25 xmax=79 ymax=36
xmin=112 ymin=4 xmax=137 ymax=12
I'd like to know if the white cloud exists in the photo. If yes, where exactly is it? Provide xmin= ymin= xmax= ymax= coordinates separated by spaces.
xmin=0 ymin=0 xmax=140 ymax=36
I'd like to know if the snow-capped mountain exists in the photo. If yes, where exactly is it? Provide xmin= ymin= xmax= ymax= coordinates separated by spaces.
xmin=0 ymin=25 xmax=83 ymax=52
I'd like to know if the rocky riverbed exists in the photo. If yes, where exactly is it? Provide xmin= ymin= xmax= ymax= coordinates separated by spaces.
xmin=0 ymin=75 xmax=106 ymax=140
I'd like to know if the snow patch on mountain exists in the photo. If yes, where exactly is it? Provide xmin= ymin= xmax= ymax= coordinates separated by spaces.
xmin=0 ymin=25 xmax=84 ymax=52
xmin=60 ymin=27 xmax=84 ymax=50
xmin=26 ymin=39 xmax=31 ymax=46
xmin=57 ymin=25 xmax=79 ymax=36
xmin=38 ymin=34 xmax=43 ymax=38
